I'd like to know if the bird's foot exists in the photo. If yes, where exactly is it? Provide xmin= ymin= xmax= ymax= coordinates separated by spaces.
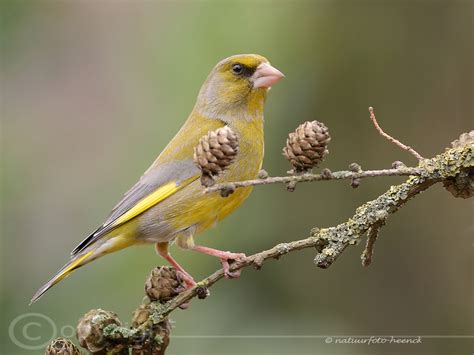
xmin=191 ymin=245 xmax=246 ymax=278
xmin=219 ymin=252 xmax=246 ymax=279
xmin=221 ymin=259 xmax=242 ymax=278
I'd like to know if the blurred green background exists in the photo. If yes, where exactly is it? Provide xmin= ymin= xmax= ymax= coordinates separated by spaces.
xmin=1 ymin=1 xmax=472 ymax=354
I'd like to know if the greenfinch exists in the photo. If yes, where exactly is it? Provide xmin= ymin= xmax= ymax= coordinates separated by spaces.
xmin=31 ymin=54 xmax=284 ymax=304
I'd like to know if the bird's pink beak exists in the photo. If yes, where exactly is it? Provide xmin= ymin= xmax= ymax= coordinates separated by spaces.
xmin=252 ymin=62 xmax=285 ymax=89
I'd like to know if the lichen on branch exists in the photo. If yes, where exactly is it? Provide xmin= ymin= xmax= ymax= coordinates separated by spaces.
xmin=45 ymin=108 xmax=472 ymax=354
xmin=96 ymin=142 xmax=472 ymax=352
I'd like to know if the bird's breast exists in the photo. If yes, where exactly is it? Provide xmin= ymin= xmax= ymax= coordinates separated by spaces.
xmin=204 ymin=118 xmax=264 ymax=226
xmin=143 ymin=115 xmax=264 ymax=241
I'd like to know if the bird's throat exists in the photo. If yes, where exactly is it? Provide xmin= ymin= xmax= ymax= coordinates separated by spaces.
xmin=197 ymin=90 xmax=267 ymax=124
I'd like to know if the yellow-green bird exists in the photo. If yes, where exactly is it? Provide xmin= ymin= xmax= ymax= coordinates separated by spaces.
xmin=31 ymin=54 xmax=284 ymax=304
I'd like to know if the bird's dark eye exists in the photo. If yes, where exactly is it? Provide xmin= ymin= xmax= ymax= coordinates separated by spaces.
xmin=232 ymin=64 xmax=243 ymax=75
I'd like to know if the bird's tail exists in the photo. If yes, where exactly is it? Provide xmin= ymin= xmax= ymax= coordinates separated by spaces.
xmin=30 ymin=248 xmax=96 ymax=305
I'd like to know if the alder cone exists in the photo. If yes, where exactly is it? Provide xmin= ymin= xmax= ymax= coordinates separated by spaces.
xmin=283 ymin=120 xmax=331 ymax=172
xmin=76 ymin=309 xmax=121 ymax=353
xmin=45 ymin=338 xmax=81 ymax=355
xmin=145 ymin=266 xmax=185 ymax=302
xmin=449 ymin=130 xmax=474 ymax=149
xmin=131 ymin=304 xmax=171 ymax=355
xmin=443 ymin=130 xmax=474 ymax=199
xmin=194 ymin=126 xmax=239 ymax=187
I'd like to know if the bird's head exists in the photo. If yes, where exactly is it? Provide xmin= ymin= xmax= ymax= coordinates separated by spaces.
xmin=195 ymin=54 xmax=284 ymax=122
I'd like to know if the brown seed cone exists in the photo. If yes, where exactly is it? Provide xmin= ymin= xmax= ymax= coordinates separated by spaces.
xmin=443 ymin=130 xmax=474 ymax=199
xmin=443 ymin=169 xmax=474 ymax=199
xmin=145 ymin=266 xmax=186 ymax=302
xmin=45 ymin=337 xmax=81 ymax=355
xmin=131 ymin=304 xmax=171 ymax=355
xmin=194 ymin=126 xmax=239 ymax=187
xmin=449 ymin=130 xmax=474 ymax=149
xmin=283 ymin=120 xmax=331 ymax=172
xmin=76 ymin=309 xmax=121 ymax=353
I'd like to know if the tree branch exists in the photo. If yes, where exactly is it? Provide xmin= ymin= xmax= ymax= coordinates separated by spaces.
xmin=205 ymin=106 xmax=427 ymax=195
xmin=102 ymin=142 xmax=472 ymax=346
xmin=369 ymin=106 xmax=425 ymax=161
xmin=59 ymin=105 xmax=472 ymax=354
xmin=205 ymin=167 xmax=423 ymax=194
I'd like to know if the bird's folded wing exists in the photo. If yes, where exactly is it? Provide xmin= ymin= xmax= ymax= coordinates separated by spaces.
xmin=71 ymin=159 xmax=200 ymax=255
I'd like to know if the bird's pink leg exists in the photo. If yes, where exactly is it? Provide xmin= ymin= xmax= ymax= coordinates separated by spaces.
xmin=155 ymin=242 xmax=196 ymax=288
xmin=191 ymin=245 xmax=246 ymax=278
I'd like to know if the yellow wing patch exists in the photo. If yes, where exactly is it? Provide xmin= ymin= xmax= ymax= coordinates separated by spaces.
xmin=111 ymin=176 xmax=199 ymax=227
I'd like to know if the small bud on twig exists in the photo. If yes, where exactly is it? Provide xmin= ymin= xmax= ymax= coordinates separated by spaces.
xmin=348 ymin=163 xmax=362 ymax=188
xmin=283 ymin=120 xmax=331 ymax=172
xmin=392 ymin=161 xmax=406 ymax=169
xmin=351 ymin=179 xmax=361 ymax=188
xmin=219 ymin=184 xmax=235 ymax=197
xmin=286 ymin=180 xmax=297 ymax=192
xmin=321 ymin=168 xmax=332 ymax=179
xmin=196 ymin=286 xmax=210 ymax=299
xmin=258 ymin=169 xmax=269 ymax=179
xmin=348 ymin=163 xmax=362 ymax=172
xmin=194 ymin=126 xmax=239 ymax=187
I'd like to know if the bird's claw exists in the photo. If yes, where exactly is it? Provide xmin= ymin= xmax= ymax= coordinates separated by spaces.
xmin=220 ymin=251 xmax=247 ymax=261
xmin=224 ymin=268 xmax=242 ymax=279
xmin=220 ymin=252 xmax=246 ymax=278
